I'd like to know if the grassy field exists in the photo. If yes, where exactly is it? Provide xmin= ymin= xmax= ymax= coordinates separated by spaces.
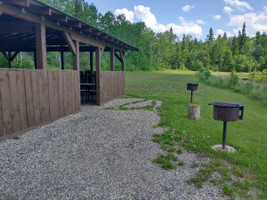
xmin=125 ymin=70 xmax=267 ymax=199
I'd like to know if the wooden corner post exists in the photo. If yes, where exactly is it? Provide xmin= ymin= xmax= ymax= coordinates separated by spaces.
xmin=120 ymin=50 xmax=125 ymax=71
xmin=35 ymin=23 xmax=47 ymax=69
xmin=96 ymin=47 xmax=104 ymax=106
xmin=73 ymin=40 xmax=79 ymax=70
xmin=110 ymin=48 xmax=115 ymax=71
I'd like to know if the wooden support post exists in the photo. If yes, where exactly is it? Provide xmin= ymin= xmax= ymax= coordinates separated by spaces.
xmin=96 ymin=47 xmax=104 ymax=106
xmin=72 ymin=40 xmax=79 ymax=70
xmin=8 ymin=52 xmax=12 ymax=68
xmin=1 ymin=51 xmax=20 ymax=68
xmin=10 ymin=51 xmax=19 ymax=61
xmin=34 ymin=51 xmax=37 ymax=69
xmin=110 ymin=48 xmax=115 ymax=71
xmin=90 ymin=51 xmax=93 ymax=73
xmin=119 ymin=50 xmax=125 ymax=71
xmin=61 ymin=51 xmax=65 ymax=70
xmin=35 ymin=23 xmax=47 ymax=69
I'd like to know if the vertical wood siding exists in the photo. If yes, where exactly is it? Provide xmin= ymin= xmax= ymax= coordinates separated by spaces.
xmin=99 ymin=71 xmax=125 ymax=105
xmin=0 ymin=69 xmax=80 ymax=140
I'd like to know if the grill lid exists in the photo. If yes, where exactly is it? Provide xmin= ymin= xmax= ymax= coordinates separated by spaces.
xmin=208 ymin=102 xmax=244 ymax=108
xmin=187 ymin=83 xmax=198 ymax=86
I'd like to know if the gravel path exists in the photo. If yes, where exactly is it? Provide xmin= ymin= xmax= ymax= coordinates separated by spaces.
xmin=0 ymin=98 xmax=225 ymax=200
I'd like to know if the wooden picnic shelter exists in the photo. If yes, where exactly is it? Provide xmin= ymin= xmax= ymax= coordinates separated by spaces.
xmin=0 ymin=0 xmax=139 ymax=140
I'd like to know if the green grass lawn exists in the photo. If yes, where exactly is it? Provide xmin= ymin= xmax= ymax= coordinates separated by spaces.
xmin=125 ymin=70 xmax=267 ymax=199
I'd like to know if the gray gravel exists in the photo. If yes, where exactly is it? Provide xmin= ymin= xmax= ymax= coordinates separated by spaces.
xmin=0 ymin=98 xmax=225 ymax=200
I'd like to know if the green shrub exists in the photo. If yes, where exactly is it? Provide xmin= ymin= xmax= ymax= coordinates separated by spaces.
xmin=197 ymin=71 xmax=267 ymax=102
xmin=228 ymin=69 xmax=239 ymax=88
xmin=197 ymin=68 xmax=211 ymax=81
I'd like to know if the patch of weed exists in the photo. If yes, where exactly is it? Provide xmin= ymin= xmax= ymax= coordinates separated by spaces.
xmin=104 ymin=107 xmax=116 ymax=110
xmin=176 ymin=147 xmax=183 ymax=154
xmin=152 ymin=153 xmax=184 ymax=170
xmin=222 ymin=184 xmax=234 ymax=197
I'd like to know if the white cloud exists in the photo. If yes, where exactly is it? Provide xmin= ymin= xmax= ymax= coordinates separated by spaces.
xmin=167 ymin=17 xmax=203 ymax=38
xmin=223 ymin=6 xmax=233 ymax=14
xmin=196 ymin=19 xmax=207 ymax=24
xmin=134 ymin=5 xmax=165 ymax=32
xmin=224 ymin=0 xmax=253 ymax=12
xmin=213 ymin=15 xmax=222 ymax=20
xmin=114 ymin=8 xmax=134 ymax=22
xmin=134 ymin=5 xmax=203 ymax=38
xmin=182 ymin=5 xmax=194 ymax=12
xmin=216 ymin=29 xmax=232 ymax=37
xmin=227 ymin=9 xmax=267 ymax=37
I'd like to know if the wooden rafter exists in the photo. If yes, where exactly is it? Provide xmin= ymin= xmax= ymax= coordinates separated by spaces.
xmin=26 ymin=5 xmax=51 ymax=16
xmin=1 ymin=0 xmax=29 ymax=7
xmin=82 ymin=27 xmax=92 ymax=32
xmin=62 ymin=32 xmax=76 ymax=55
xmin=91 ymin=30 xmax=101 ymax=36
xmin=0 ymin=21 xmax=33 ymax=34
xmin=50 ymin=14 xmax=68 ymax=23
xmin=67 ymin=21 xmax=81 ymax=28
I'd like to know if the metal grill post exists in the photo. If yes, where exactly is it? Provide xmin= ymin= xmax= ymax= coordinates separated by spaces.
xmin=222 ymin=121 xmax=227 ymax=149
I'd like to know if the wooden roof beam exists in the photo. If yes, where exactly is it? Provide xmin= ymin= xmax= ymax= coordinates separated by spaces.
xmin=1 ymin=0 xmax=29 ymax=7
xmin=67 ymin=21 xmax=81 ymax=28
xmin=62 ymin=32 xmax=76 ymax=55
xmin=82 ymin=26 xmax=93 ymax=33
xmin=91 ymin=30 xmax=101 ymax=36
xmin=102 ymin=34 xmax=109 ymax=40
xmin=27 ymin=5 xmax=51 ymax=16
xmin=51 ymin=14 xmax=68 ymax=23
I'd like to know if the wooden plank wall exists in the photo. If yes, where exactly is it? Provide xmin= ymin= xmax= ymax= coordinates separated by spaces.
xmin=0 ymin=68 xmax=80 ymax=140
xmin=100 ymin=71 xmax=125 ymax=105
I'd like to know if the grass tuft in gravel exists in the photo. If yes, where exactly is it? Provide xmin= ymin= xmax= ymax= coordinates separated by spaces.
xmin=152 ymin=153 xmax=184 ymax=170
xmin=118 ymin=100 xmax=156 ymax=111
xmin=188 ymin=158 xmax=257 ymax=199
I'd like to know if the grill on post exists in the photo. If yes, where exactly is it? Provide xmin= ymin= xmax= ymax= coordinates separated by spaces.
xmin=187 ymin=83 xmax=198 ymax=104
xmin=208 ymin=102 xmax=244 ymax=149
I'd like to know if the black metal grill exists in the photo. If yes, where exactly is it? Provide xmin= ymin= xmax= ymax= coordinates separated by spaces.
xmin=208 ymin=102 xmax=244 ymax=149
xmin=187 ymin=83 xmax=198 ymax=104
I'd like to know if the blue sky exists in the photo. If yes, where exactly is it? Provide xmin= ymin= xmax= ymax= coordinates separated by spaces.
xmin=87 ymin=0 xmax=267 ymax=40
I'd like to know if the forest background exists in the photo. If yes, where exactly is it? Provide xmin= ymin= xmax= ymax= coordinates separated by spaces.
xmin=1 ymin=0 xmax=267 ymax=73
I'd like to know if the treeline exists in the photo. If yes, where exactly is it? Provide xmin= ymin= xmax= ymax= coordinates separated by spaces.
xmin=1 ymin=0 xmax=267 ymax=72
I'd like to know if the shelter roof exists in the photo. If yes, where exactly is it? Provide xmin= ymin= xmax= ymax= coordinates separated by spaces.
xmin=0 ymin=0 xmax=139 ymax=52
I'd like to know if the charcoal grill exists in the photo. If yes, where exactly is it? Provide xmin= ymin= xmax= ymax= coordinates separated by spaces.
xmin=187 ymin=83 xmax=198 ymax=104
xmin=208 ymin=102 xmax=244 ymax=149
